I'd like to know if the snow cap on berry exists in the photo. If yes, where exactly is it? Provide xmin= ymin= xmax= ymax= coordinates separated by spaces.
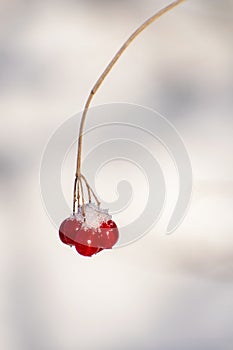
xmin=73 ymin=203 xmax=112 ymax=231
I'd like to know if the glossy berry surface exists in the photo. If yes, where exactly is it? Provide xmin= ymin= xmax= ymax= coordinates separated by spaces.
xmin=59 ymin=217 xmax=82 ymax=246
xmin=74 ymin=227 xmax=103 ymax=257
xmin=59 ymin=216 xmax=119 ymax=256
xmin=75 ymin=243 xmax=100 ymax=257
xmin=98 ymin=220 xmax=119 ymax=249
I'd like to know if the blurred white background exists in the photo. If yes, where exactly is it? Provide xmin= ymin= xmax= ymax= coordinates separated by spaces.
xmin=1 ymin=0 xmax=233 ymax=349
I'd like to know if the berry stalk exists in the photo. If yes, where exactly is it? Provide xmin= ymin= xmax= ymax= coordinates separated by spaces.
xmin=73 ymin=0 xmax=186 ymax=215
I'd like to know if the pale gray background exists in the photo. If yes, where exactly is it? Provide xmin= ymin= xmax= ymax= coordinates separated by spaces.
xmin=1 ymin=1 xmax=233 ymax=349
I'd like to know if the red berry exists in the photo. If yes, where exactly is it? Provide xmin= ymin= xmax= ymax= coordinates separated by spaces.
xmin=59 ymin=217 xmax=82 ymax=246
xmin=59 ymin=216 xmax=118 ymax=256
xmin=98 ymin=220 xmax=119 ymax=249
xmin=75 ymin=243 xmax=100 ymax=257
xmin=74 ymin=227 xmax=101 ymax=257
xmin=74 ymin=227 xmax=98 ymax=247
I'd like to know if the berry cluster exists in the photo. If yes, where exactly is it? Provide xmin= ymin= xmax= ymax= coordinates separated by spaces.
xmin=59 ymin=204 xmax=119 ymax=257
xmin=57 ymin=0 xmax=185 ymax=258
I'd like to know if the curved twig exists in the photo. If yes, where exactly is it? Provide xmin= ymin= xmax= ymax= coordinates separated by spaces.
xmin=73 ymin=0 xmax=186 ymax=213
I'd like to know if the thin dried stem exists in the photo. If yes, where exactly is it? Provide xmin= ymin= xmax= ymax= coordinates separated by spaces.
xmin=73 ymin=177 xmax=82 ymax=214
xmin=81 ymin=174 xmax=100 ymax=207
xmin=77 ymin=178 xmax=81 ymax=208
xmin=79 ymin=177 xmax=86 ymax=217
xmin=87 ymin=183 xmax=91 ymax=203
xmin=73 ymin=176 xmax=78 ymax=214
xmin=73 ymin=0 xmax=186 ymax=213
xmin=79 ymin=175 xmax=91 ymax=203
xmin=75 ymin=0 xmax=186 ymax=178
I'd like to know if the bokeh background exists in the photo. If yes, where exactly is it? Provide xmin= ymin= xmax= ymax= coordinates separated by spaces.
xmin=1 ymin=0 xmax=233 ymax=349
